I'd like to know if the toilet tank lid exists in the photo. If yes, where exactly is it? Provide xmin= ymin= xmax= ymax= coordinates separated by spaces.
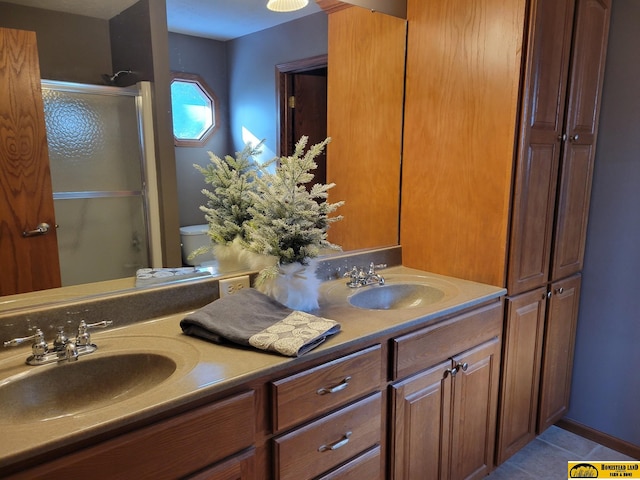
xmin=179 ymin=224 xmax=209 ymax=235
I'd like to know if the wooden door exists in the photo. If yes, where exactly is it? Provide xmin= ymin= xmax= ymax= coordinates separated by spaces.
xmin=507 ymin=0 xmax=575 ymax=295
xmin=390 ymin=359 xmax=452 ymax=480
xmin=280 ymin=66 xmax=328 ymax=186
xmin=496 ymin=288 xmax=547 ymax=464
xmin=551 ymin=0 xmax=611 ymax=281
xmin=538 ymin=274 xmax=582 ymax=433
xmin=0 ymin=28 xmax=61 ymax=295
xmin=449 ymin=337 xmax=501 ymax=480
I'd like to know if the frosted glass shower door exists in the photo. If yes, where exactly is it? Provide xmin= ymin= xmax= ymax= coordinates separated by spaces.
xmin=41 ymin=81 xmax=151 ymax=286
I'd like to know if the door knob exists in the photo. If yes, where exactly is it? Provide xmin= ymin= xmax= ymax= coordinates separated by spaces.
xmin=22 ymin=223 xmax=51 ymax=237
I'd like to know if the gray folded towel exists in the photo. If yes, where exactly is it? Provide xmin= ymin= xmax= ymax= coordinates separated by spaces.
xmin=180 ymin=288 xmax=340 ymax=357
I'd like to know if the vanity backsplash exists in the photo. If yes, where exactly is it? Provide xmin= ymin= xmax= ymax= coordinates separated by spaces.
xmin=0 ymin=247 xmax=402 ymax=343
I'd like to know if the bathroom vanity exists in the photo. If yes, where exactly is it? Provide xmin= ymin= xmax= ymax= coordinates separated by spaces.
xmin=0 ymin=265 xmax=505 ymax=479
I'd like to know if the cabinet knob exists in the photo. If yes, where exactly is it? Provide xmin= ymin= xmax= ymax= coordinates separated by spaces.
xmin=555 ymin=287 xmax=564 ymax=295
xmin=444 ymin=366 xmax=458 ymax=378
xmin=558 ymin=133 xmax=567 ymax=141
xmin=546 ymin=291 xmax=552 ymax=299
xmin=457 ymin=362 xmax=469 ymax=372
xmin=569 ymin=134 xmax=579 ymax=142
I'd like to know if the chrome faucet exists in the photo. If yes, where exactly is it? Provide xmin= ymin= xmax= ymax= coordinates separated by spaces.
xmin=3 ymin=320 xmax=112 ymax=366
xmin=344 ymin=262 xmax=386 ymax=288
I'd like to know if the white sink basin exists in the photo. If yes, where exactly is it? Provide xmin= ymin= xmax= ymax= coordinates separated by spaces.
xmin=348 ymin=283 xmax=445 ymax=310
xmin=0 ymin=353 xmax=176 ymax=423
xmin=322 ymin=271 xmax=460 ymax=311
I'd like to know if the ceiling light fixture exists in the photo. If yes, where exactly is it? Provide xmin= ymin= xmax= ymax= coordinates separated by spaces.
xmin=266 ymin=0 xmax=309 ymax=12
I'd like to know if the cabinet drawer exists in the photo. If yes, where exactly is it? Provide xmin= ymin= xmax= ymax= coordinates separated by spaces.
xmin=317 ymin=445 xmax=382 ymax=480
xmin=273 ymin=392 xmax=382 ymax=480
xmin=271 ymin=345 xmax=382 ymax=431
xmin=392 ymin=301 xmax=503 ymax=379
xmin=7 ymin=391 xmax=255 ymax=480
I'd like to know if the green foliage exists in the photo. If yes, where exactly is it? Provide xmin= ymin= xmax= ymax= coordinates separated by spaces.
xmin=194 ymin=142 xmax=262 ymax=246
xmin=247 ymin=136 xmax=344 ymax=268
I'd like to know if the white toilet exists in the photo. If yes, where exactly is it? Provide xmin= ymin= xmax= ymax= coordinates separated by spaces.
xmin=179 ymin=224 xmax=215 ymax=266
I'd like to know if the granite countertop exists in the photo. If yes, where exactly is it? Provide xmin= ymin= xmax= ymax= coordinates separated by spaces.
xmin=0 ymin=266 xmax=505 ymax=471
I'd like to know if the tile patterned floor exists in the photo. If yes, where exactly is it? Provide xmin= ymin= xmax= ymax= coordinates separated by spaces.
xmin=488 ymin=426 xmax=638 ymax=479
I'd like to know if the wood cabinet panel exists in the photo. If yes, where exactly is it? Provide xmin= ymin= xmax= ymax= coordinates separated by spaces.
xmin=507 ymin=142 xmax=560 ymax=294
xmin=400 ymin=0 xmax=526 ymax=287
xmin=551 ymin=144 xmax=596 ymax=280
xmin=507 ymin=0 xmax=575 ymax=295
xmin=449 ymin=338 xmax=501 ymax=480
xmin=392 ymin=301 xmax=502 ymax=380
xmin=271 ymin=345 xmax=382 ymax=432
xmin=551 ymin=0 xmax=610 ymax=281
xmin=526 ymin=0 xmax=575 ymax=133
xmin=563 ymin=0 xmax=611 ymax=139
xmin=7 ymin=391 xmax=255 ymax=480
xmin=538 ymin=274 xmax=582 ymax=432
xmin=273 ymin=392 xmax=381 ymax=480
xmin=390 ymin=337 xmax=501 ymax=480
xmin=496 ymin=288 xmax=547 ymax=464
xmin=390 ymin=359 xmax=452 ymax=480
xmin=325 ymin=7 xmax=405 ymax=251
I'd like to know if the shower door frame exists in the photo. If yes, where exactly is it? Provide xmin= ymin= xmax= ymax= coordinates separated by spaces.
xmin=40 ymin=80 xmax=161 ymax=283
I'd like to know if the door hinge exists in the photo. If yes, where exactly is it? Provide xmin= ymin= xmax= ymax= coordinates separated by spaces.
xmin=288 ymin=95 xmax=295 ymax=109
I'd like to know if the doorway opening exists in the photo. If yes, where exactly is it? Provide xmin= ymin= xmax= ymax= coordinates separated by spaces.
xmin=277 ymin=55 xmax=328 ymax=185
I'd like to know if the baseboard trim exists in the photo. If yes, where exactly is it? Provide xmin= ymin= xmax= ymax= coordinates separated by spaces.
xmin=557 ymin=418 xmax=640 ymax=460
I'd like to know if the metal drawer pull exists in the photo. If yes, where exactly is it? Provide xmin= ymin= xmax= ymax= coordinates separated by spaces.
xmin=318 ymin=431 xmax=352 ymax=452
xmin=316 ymin=376 xmax=351 ymax=395
xmin=22 ymin=223 xmax=51 ymax=237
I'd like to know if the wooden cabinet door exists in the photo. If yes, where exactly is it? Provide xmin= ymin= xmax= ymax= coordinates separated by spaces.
xmin=496 ymin=288 xmax=547 ymax=464
xmin=538 ymin=274 xmax=582 ymax=433
xmin=390 ymin=359 xmax=452 ymax=480
xmin=551 ymin=0 xmax=611 ymax=281
xmin=449 ymin=337 xmax=501 ymax=480
xmin=507 ymin=0 xmax=575 ymax=295
xmin=0 ymin=28 xmax=61 ymax=295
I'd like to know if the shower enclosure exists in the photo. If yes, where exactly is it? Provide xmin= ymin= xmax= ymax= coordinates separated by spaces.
xmin=41 ymin=80 xmax=160 ymax=287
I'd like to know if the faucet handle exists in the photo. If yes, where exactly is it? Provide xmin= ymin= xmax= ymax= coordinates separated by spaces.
xmin=368 ymin=262 xmax=387 ymax=274
xmin=76 ymin=320 xmax=113 ymax=346
xmin=3 ymin=329 xmax=49 ymax=359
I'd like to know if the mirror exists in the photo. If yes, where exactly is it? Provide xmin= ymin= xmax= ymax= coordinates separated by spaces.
xmin=0 ymin=0 xmax=405 ymax=312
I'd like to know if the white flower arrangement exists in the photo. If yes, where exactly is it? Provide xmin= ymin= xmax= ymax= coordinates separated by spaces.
xmin=190 ymin=142 xmax=262 ymax=261
xmin=246 ymin=136 xmax=344 ymax=285
xmin=194 ymin=136 xmax=343 ymax=310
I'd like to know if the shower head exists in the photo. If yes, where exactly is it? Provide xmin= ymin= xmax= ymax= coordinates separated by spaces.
xmin=101 ymin=70 xmax=133 ymax=86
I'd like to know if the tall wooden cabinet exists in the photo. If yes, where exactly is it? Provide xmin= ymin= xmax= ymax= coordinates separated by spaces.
xmin=395 ymin=0 xmax=611 ymax=467
xmin=497 ymin=0 xmax=610 ymax=464
xmin=321 ymin=0 xmax=610 ymax=472
xmin=508 ymin=0 xmax=610 ymax=294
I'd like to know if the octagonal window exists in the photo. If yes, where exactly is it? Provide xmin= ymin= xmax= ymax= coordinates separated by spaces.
xmin=170 ymin=72 xmax=219 ymax=146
